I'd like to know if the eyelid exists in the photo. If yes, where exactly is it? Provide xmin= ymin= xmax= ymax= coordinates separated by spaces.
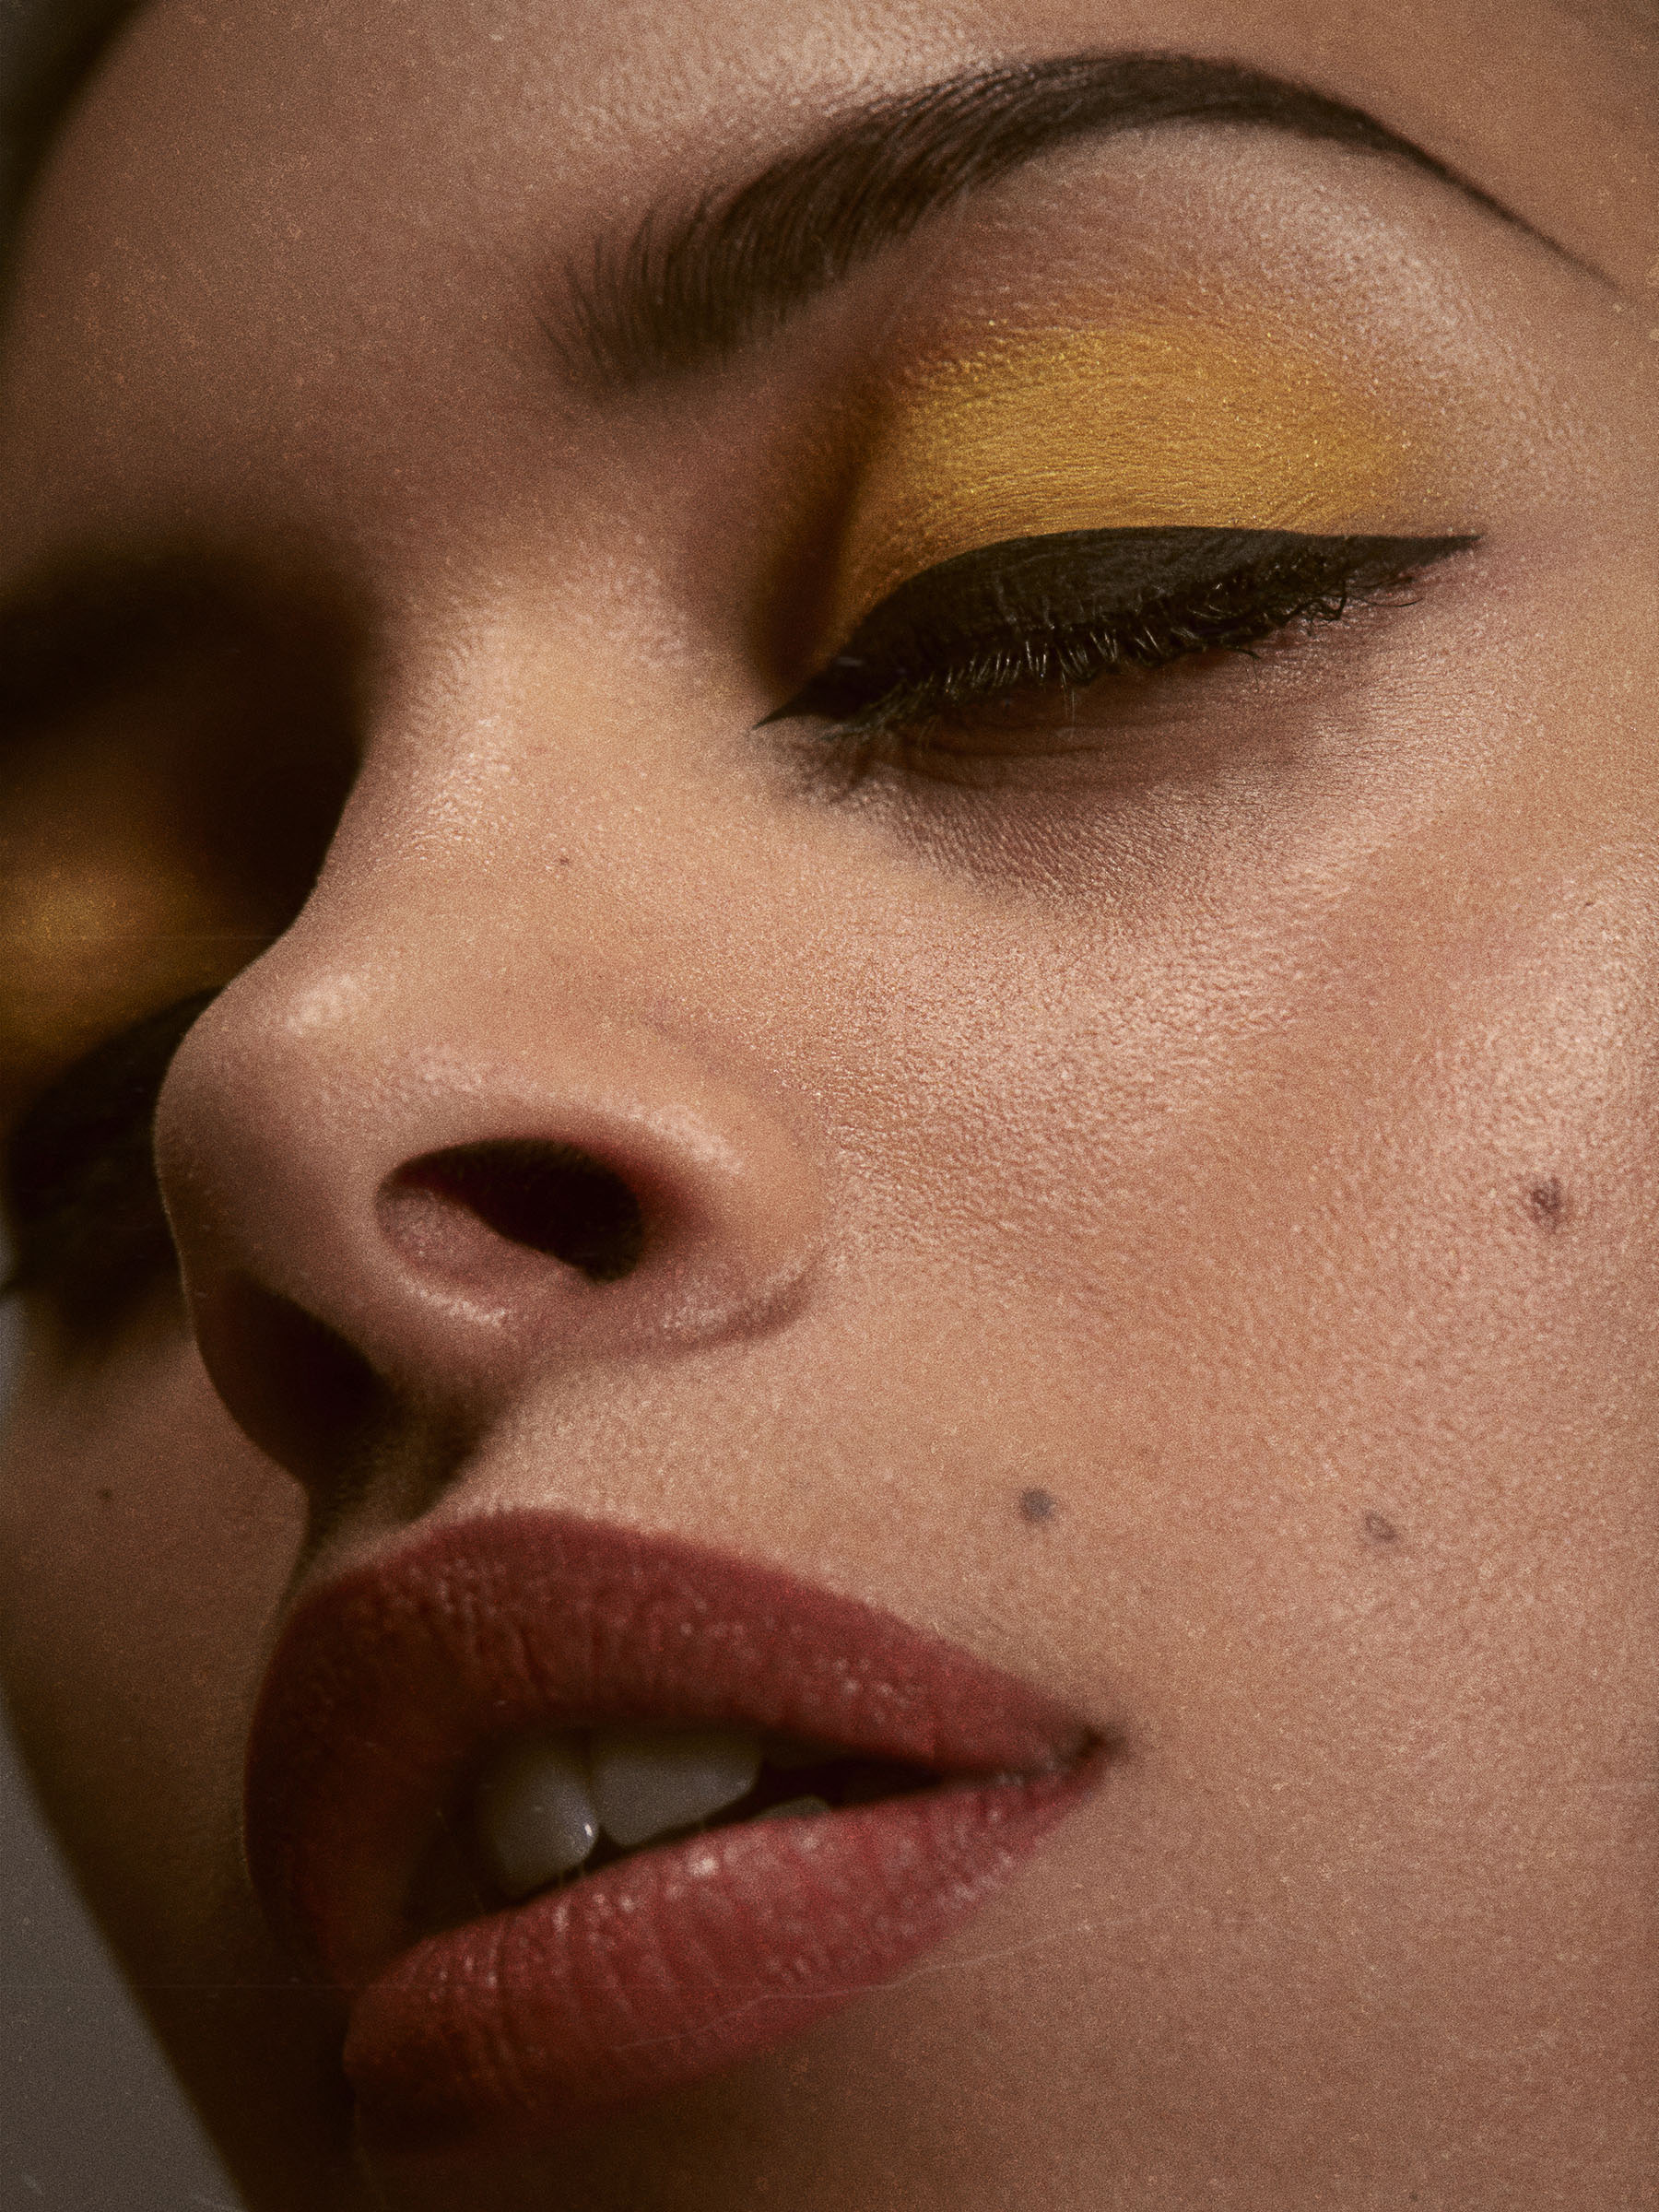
xmin=761 ymin=525 xmax=1479 ymax=736
xmin=829 ymin=321 xmax=1472 ymax=636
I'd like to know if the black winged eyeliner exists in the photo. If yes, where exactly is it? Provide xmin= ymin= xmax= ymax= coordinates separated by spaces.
xmin=763 ymin=526 xmax=1480 ymax=738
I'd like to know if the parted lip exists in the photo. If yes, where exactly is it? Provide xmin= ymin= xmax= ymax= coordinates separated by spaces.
xmin=244 ymin=1509 xmax=1103 ymax=2150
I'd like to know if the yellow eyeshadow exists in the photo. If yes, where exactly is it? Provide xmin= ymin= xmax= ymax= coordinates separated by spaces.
xmin=0 ymin=864 xmax=241 ymax=1110
xmin=832 ymin=319 xmax=1466 ymax=633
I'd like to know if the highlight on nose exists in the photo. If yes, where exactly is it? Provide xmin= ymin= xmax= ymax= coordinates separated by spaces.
xmin=151 ymin=955 xmax=829 ymax=1504
xmin=378 ymin=1140 xmax=648 ymax=1287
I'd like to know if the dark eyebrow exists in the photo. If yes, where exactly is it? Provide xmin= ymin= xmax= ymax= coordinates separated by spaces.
xmin=561 ymin=52 xmax=1578 ymax=393
xmin=0 ymin=554 xmax=253 ymax=736
xmin=0 ymin=547 xmax=365 ymax=755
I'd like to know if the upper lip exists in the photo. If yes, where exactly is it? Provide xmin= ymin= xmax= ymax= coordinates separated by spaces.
xmin=245 ymin=1507 xmax=1096 ymax=1986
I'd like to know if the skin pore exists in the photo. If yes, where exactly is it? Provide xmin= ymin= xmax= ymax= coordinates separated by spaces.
xmin=0 ymin=2 xmax=1656 ymax=2208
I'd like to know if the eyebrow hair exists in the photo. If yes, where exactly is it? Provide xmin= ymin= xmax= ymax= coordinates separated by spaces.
xmin=0 ymin=547 xmax=365 ymax=763
xmin=0 ymin=553 xmax=243 ymax=732
xmin=560 ymin=52 xmax=1568 ymax=393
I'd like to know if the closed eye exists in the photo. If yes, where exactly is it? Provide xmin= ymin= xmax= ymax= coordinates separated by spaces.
xmin=1 ymin=993 xmax=217 ymax=1339
xmin=759 ymin=526 xmax=1479 ymax=750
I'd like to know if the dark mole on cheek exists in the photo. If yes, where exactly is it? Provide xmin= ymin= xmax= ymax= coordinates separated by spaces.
xmin=1362 ymin=1510 xmax=1401 ymax=1546
xmin=1019 ymin=1487 xmax=1058 ymax=1525
xmin=1525 ymin=1177 xmax=1568 ymax=1230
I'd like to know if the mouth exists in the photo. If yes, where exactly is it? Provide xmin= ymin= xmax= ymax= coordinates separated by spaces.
xmin=244 ymin=1510 xmax=1104 ymax=2156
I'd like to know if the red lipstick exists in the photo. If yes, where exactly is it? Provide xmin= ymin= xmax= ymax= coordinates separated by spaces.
xmin=245 ymin=1511 xmax=1100 ymax=2154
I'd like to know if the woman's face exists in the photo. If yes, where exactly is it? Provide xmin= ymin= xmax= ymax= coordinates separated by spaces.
xmin=1 ymin=1 xmax=1655 ymax=2205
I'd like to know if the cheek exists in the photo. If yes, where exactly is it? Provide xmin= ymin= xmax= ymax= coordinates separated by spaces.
xmin=0 ymin=1323 xmax=365 ymax=2189
xmin=811 ymin=698 xmax=1659 ymax=1806
xmin=0 ymin=1319 xmax=302 ymax=1966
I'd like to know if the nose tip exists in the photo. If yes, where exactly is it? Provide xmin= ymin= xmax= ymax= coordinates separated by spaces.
xmin=156 ymin=968 xmax=825 ymax=1498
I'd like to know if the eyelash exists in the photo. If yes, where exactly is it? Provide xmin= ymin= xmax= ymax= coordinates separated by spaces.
xmin=0 ymin=993 xmax=216 ymax=1339
xmin=764 ymin=526 xmax=1478 ymax=751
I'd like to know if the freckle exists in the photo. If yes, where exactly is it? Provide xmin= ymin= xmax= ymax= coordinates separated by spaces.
xmin=1019 ymin=1487 xmax=1058 ymax=1525
xmin=1526 ymin=1177 xmax=1568 ymax=1230
xmin=1362 ymin=1511 xmax=1400 ymax=1546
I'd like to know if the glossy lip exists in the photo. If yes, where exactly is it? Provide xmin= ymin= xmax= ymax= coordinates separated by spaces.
xmin=245 ymin=1509 xmax=1104 ymax=2155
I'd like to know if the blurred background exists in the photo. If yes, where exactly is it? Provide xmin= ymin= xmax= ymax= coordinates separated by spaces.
xmin=1 ymin=1247 xmax=243 ymax=2208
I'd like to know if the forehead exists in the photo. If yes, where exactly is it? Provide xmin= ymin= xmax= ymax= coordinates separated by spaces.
xmin=7 ymin=0 xmax=1655 ymax=314
xmin=0 ymin=0 xmax=1651 ymax=586
xmin=16 ymin=0 xmax=1651 ymax=236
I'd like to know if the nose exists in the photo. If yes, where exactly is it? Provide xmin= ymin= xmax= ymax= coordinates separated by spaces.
xmin=154 ymin=939 xmax=824 ymax=1497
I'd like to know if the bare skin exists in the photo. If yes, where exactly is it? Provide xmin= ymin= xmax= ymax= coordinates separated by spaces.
xmin=0 ymin=2 xmax=1656 ymax=2206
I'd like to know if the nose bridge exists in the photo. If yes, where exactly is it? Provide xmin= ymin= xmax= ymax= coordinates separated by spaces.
xmin=321 ymin=594 xmax=782 ymax=1036
xmin=153 ymin=807 xmax=827 ymax=1490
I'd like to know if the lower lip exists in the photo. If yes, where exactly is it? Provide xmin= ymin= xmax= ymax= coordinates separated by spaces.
xmin=347 ymin=1762 xmax=1093 ymax=2156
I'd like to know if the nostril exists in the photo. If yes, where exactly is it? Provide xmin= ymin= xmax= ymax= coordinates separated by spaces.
xmin=382 ymin=1141 xmax=647 ymax=1285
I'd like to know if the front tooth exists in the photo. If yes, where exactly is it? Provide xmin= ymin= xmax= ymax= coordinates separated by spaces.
xmin=756 ymin=1794 xmax=832 ymax=1822
xmin=590 ymin=1725 xmax=762 ymax=1849
xmin=476 ymin=1732 xmax=600 ymax=1900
